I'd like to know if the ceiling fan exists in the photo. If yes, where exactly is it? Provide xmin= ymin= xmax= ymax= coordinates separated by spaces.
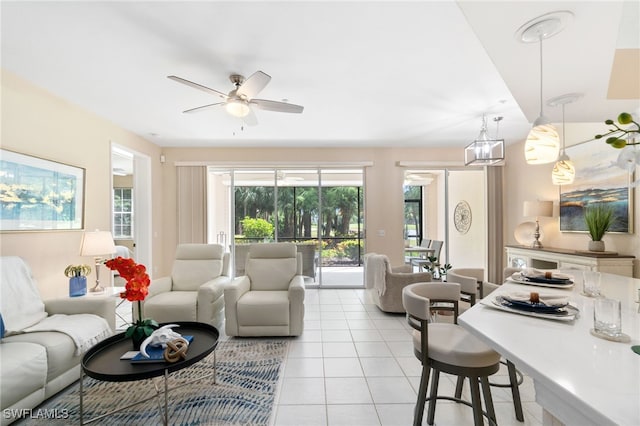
xmin=167 ymin=71 xmax=303 ymax=126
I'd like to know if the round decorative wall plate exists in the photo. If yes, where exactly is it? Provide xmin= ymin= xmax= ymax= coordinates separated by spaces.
xmin=454 ymin=200 xmax=472 ymax=234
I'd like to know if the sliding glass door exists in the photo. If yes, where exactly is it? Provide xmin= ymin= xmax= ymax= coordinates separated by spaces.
xmin=207 ymin=167 xmax=365 ymax=288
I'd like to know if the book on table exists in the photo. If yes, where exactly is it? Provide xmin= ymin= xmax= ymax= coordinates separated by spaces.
xmin=126 ymin=335 xmax=194 ymax=363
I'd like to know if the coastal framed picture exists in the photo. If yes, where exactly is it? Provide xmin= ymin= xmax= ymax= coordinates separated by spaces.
xmin=559 ymin=140 xmax=634 ymax=233
xmin=0 ymin=149 xmax=85 ymax=231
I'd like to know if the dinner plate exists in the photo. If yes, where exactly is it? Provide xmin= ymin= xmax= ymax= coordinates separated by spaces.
xmin=499 ymin=296 xmax=568 ymax=313
xmin=508 ymin=272 xmax=574 ymax=288
xmin=488 ymin=296 xmax=579 ymax=321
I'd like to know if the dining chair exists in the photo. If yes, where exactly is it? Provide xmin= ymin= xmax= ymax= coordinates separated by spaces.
xmin=449 ymin=267 xmax=525 ymax=423
xmin=410 ymin=240 xmax=443 ymax=271
xmin=403 ymin=282 xmax=501 ymax=426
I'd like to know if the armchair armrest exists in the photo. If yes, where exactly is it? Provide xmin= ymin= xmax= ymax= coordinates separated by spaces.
xmin=386 ymin=270 xmax=433 ymax=287
xmin=148 ymin=276 xmax=172 ymax=298
xmin=288 ymin=275 xmax=305 ymax=304
xmin=44 ymin=297 xmax=116 ymax=331
xmin=224 ymin=276 xmax=251 ymax=336
xmin=198 ymin=275 xmax=233 ymax=301
xmin=392 ymin=265 xmax=412 ymax=273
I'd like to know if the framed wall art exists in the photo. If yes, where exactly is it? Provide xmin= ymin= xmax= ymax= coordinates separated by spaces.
xmin=559 ymin=140 xmax=634 ymax=233
xmin=0 ymin=149 xmax=85 ymax=231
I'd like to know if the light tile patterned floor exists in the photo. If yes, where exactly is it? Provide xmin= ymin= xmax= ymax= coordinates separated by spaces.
xmin=270 ymin=289 xmax=543 ymax=426
xmin=118 ymin=287 xmax=543 ymax=425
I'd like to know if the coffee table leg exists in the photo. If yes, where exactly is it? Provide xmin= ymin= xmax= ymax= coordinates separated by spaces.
xmin=164 ymin=369 xmax=169 ymax=426
xmin=79 ymin=368 xmax=84 ymax=425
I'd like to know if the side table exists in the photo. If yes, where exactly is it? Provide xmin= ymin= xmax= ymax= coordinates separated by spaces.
xmin=80 ymin=322 xmax=219 ymax=425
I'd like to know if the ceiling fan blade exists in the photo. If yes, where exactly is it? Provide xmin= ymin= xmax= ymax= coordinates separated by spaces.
xmin=243 ymin=108 xmax=258 ymax=126
xmin=182 ymin=102 xmax=225 ymax=114
xmin=237 ymin=71 xmax=271 ymax=99
xmin=167 ymin=75 xmax=228 ymax=99
xmin=251 ymin=99 xmax=304 ymax=113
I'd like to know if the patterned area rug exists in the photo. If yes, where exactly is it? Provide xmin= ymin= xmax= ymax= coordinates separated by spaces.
xmin=20 ymin=339 xmax=288 ymax=426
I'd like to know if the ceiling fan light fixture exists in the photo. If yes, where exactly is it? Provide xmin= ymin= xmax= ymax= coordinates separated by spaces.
xmin=225 ymin=99 xmax=250 ymax=118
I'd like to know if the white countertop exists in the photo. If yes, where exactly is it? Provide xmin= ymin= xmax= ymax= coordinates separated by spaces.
xmin=458 ymin=271 xmax=640 ymax=426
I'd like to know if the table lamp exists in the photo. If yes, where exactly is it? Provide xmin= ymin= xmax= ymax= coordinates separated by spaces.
xmin=523 ymin=201 xmax=553 ymax=248
xmin=80 ymin=230 xmax=116 ymax=293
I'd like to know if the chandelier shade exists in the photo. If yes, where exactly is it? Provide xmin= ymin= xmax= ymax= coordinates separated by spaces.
xmin=465 ymin=115 xmax=505 ymax=166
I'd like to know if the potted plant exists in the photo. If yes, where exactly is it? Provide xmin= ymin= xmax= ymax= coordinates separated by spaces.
xmin=584 ymin=204 xmax=614 ymax=252
xmin=422 ymin=256 xmax=452 ymax=280
xmin=64 ymin=264 xmax=91 ymax=297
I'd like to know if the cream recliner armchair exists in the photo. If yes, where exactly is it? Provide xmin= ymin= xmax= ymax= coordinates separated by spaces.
xmin=224 ymin=242 xmax=305 ymax=337
xmin=142 ymin=244 xmax=231 ymax=329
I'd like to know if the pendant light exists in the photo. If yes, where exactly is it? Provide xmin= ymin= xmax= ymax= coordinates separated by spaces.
xmin=517 ymin=11 xmax=573 ymax=164
xmin=464 ymin=115 xmax=505 ymax=166
xmin=549 ymin=93 xmax=582 ymax=185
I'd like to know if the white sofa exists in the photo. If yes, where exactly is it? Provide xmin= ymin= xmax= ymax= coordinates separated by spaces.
xmin=0 ymin=257 xmax=115 ymax=425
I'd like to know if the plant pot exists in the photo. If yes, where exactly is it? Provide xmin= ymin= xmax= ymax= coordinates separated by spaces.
xmin=69 ymin=276 xmax=87 ymax=297
xmin=588 ymin=240 xmax=605 ymax=252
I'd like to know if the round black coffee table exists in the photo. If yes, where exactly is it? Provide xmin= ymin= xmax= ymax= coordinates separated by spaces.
xmin=80 ymin=321 xmax=219 ymax=425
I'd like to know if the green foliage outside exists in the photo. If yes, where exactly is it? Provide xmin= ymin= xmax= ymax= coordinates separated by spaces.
xmin=240 ymin=217 xmax=274 ymax=239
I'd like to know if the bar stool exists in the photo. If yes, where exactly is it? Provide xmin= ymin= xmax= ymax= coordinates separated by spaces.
xmin=403 ymin=282 xmax=501 ymax=426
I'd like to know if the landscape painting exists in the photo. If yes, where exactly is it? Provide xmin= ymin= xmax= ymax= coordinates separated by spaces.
xmin=559 ymin=140 xmax=633 ymax=233
xmin=0 ymin=149 xmax=85 ymax=231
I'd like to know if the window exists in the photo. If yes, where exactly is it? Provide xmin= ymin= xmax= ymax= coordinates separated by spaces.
xmin=113 ymin=187 xmax=133 ymax=238
xmin=404 ymin=185 xmax=422 ymax=246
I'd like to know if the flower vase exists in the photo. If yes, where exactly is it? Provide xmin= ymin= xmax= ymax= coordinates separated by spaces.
xmin=69 ymin=276 xmax=87 ymax=297
xmin=131 ymin=330 xmax=146 ymax=351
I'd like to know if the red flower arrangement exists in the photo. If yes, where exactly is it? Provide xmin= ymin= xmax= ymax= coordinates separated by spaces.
xmin=105 ymin=257 xmax=158 ymax=346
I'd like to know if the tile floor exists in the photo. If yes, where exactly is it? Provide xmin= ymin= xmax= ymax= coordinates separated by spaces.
xmin=116 ymin=287 xmax=544 ymax=425
xmin=268 ymin=288 xmax=543 ymax=426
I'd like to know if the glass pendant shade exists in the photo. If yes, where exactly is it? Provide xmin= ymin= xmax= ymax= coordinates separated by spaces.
xmin=524 ymin=118 xmax=560 ymax=164
xmin=552 ymin=153 xmax=575 ymax=185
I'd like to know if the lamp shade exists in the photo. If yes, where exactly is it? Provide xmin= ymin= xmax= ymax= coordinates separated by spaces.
xmin=79 ymin=231 xmax=116 ymax=256
xmin=524 ymin=122 xmax=560 ymax=164
xmin=551 ymin=154 xmax=575 ymax=185
xmin=523 ymin=200 xmax=553 ymax=218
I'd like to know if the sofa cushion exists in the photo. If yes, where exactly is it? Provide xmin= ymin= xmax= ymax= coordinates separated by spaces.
xmin=0 ymin=257 xmax=47 ymax=334
xmin=144 ymin=291 xmax=198 ymax=322
xmin=0 ymin=341 xmax=47 ymax=409
xmin=3 ymin=331 xmax=79 ymax=382
xmin=238 ymin=291 xmax=289 ymax=326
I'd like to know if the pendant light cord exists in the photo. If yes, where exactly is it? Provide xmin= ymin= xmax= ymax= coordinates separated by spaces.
xmin=561 ymin=103 xmax=566 ymax=154
xmin=539 ymin=34 xmax=544 ymax=117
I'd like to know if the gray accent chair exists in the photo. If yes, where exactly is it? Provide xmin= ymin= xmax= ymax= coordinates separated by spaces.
xmin=142 ymin=244 xmax=231 ymax=330
xmin=224 ymin=243 xmax=305 ymax=337
xmin=364 ymin=253 xmax=432 ymax=313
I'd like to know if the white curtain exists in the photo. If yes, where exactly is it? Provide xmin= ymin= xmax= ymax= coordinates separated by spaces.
xmin=177 ymin=166 xmax=207 ymax=244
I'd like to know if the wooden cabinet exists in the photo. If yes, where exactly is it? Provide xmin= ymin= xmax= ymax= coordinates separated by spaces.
xmin=505 ymin=245 xmax=635 ymax=277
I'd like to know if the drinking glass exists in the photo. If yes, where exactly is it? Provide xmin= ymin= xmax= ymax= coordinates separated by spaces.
xmin=593 ymin=298 xmax=622 ymax=337
xmin=582 ymin=270 xmax=601 ymax=297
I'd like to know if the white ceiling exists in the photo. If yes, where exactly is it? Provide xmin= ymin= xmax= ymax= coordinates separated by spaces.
xmin=1 ymin=1 xmax=639 ymax=150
